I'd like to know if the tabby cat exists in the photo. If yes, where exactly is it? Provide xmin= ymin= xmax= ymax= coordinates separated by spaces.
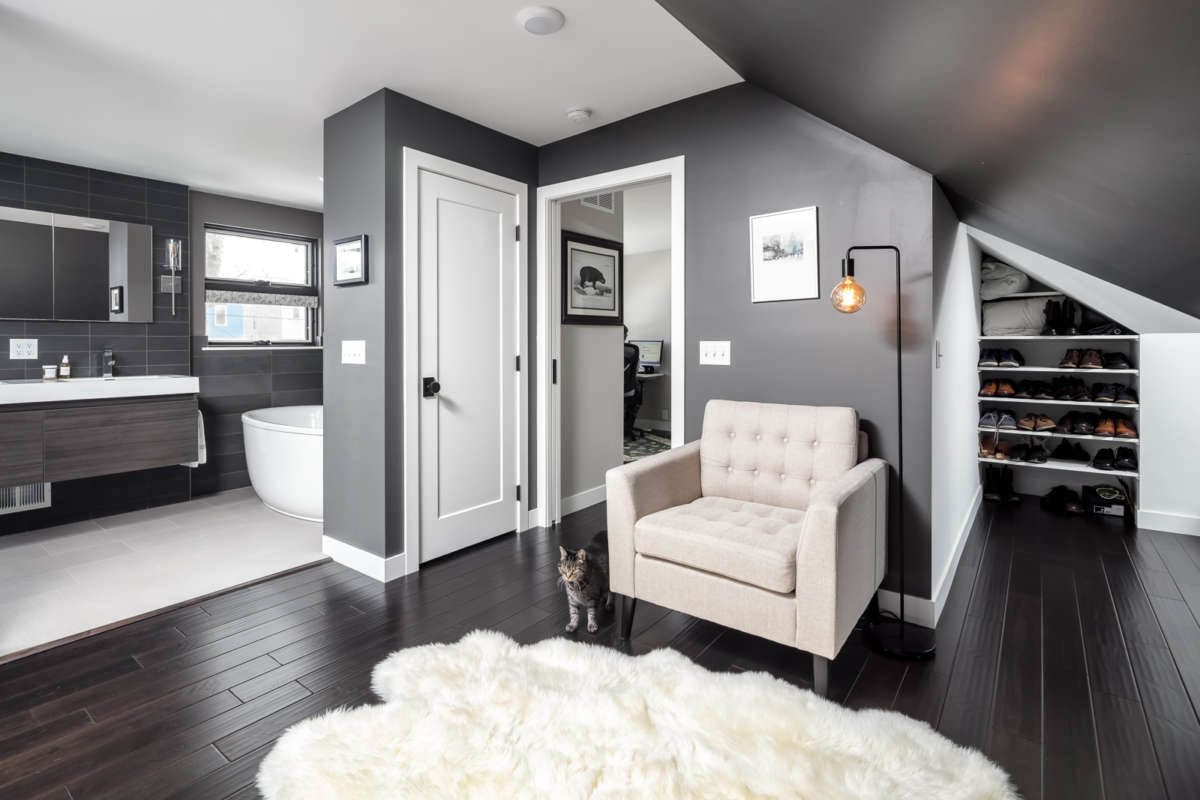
xmin=557 ymin=531 xmax=613 ymax=634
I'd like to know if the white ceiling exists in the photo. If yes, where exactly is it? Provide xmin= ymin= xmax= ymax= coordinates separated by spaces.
xmin=622 ymin=180 xmax=671 ymax=254
xmin=0 ymin=1 xmax=738 ymax=210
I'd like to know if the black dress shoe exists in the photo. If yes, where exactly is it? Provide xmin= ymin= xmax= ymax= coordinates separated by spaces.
xmin=1001 ymin=466 xmax=1020 ymax=503
xmin=1060 ymin=299 xmax=1080 ymax=335
xmin=1069 ymin=442 xmax=1091 ymax=462
xmin=999 ymin=349 xmax=1024 ymax=367
xmin=1033 ymin=381 xmax=1055 ymax=400
xmin=1093 ymin=448 xmax=1115 ymax=470
xmin=978 ymin=348 xmax=999 ymax=367
xmin=1070 ymin=379 xmax=1091 ymax=401
xmin=1014 ymin=380 xmax=1034 ymax=399
xmin=983 ymin=467 xmax=1003 ymax=502
xmin=1115 ymin=447 xmax=1138 ymax=471
xmin=1051 ymin=441 xmax=1076 ymax=460
xmin=1053 ymin=377 xmax=1073 ymax=400
xmin=1042 ymin=300 xmax=1061 ymax=335
xmin=1092 ymin=383 xmax=1116 ymax=403
xmin=1115 ymin=385 xmax=1139 ymax=405
xmin=1102 ymin=352 xmax=1133 ymax=370
xmin=1026 ymin=444 xmax=1048 ymax=464
xmin=1073 ymin=413 xmax=1098 ymax=434
xmin=1010 ymin=443 xmax=1029 ymax=462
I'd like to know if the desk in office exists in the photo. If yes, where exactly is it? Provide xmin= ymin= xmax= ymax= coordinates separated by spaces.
xmin=636 ymin=372 xmax=667 ymax=381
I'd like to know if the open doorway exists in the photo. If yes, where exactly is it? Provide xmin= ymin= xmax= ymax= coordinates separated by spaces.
xmin=536 ymin=157 xmax=684 ymax=526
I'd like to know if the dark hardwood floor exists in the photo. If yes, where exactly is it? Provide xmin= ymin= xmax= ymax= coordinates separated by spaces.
xmin=2 ymin=500 xmax=1199 ymax=798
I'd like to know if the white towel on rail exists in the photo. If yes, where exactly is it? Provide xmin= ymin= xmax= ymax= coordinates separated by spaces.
xmin=183 ymin=410 xmax=207 ymax=467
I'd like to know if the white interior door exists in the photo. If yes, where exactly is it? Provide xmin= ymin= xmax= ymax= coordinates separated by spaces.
xmin=418 ymin=170 xmax=518 ymax=561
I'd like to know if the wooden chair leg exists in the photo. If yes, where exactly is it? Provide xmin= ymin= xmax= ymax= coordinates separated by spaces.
xmin=620 ymin=596 xmax=637 ymax=640
xmin=812 ymin=654 xmax=829 ymax=697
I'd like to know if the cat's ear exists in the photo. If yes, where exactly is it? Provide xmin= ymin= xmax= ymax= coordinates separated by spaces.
xmin=576 ymin=549 xmax=587 ymax=561
xmin=559 ymin=546 xmax=568 ymax=560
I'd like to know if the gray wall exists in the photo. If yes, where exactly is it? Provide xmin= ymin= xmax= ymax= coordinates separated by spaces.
xmin=540 ymin=84 xmax=936 ymax=596
xmin=560 ymin=196 xmax=625 ymax=500
xmin=323 ymin=90 xmax=539 ymax=559
xmin=189 ymin=191 xmax=324 ymax=495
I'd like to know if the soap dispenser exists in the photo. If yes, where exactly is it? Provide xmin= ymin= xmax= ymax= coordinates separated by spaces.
xmin=59 ymin=354 xmax=71 ymax=380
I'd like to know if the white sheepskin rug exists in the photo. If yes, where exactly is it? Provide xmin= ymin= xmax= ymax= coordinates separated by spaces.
xmin=258 ymin=630 xmax=1016 ymax=799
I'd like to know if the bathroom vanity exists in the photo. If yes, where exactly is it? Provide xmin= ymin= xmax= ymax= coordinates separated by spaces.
xmin=0 ymin=376 xmax=200 ymax=486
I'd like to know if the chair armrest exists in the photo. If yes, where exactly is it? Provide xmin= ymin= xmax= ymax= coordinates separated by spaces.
xmin=604 ymin=440 xmax=702 ymax=596
xmin=794 ymin=458 xmax=889 ymax=658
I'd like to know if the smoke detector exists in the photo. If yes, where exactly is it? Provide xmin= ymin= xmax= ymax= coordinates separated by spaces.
xmin=566 ymin=107 xmax=592 ymax=123
xmin=516 ymin=6 xmax=565 ymax=35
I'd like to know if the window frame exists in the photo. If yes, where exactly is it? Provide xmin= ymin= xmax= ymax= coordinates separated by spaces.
xmin=203 ymin=224 xmax=321 ymax=348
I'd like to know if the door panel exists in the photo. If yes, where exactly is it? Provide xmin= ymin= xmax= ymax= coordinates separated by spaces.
xmin=419 ymin=170 xmax=517 ymax=561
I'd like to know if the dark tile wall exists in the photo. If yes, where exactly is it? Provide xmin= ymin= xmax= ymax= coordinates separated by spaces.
xmin=190 ymin=341 xmax=323 ymax=495
xmin=0 ymin=152 xmax=192 ymax=534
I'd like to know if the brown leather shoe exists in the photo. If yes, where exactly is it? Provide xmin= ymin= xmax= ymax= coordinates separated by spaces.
xmin=1059 ymin=349 xmax=1082 ymax=368
xmin=1080 ymin=349 xmax=1103 ymax=369
xmin=979 ymin=436 xmax=996 ymax=458
xmin=995 ymin=441 xmax=1012 ymax=460
xmin=1095 ymin=415 xmax=1116 ymax=437
xmin=1017 ymin=413 xmax=1038 ymax=431
xmin=979 ymin=380 xmax=998 ymax=397
xmin=1035 ymin=414 xmax=1057 ymax=432
xmin=996 ymin=380 xmax=1017 ymax=396
xmin=1114 ymin=415 xmax=1138 ymax=438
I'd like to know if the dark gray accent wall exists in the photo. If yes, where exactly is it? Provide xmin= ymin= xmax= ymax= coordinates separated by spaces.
xmin=655 ymin=0 xmax=1200 ymax=318
xmin=540 ymin=84 xmax=936 ymax=597
xmin=188 ymin=191 xmax=324 ymax=495
xmin=0 ymin=152 xmax=191 ymax=534
xmin=323 ymin=89 xmax=538 ymax=559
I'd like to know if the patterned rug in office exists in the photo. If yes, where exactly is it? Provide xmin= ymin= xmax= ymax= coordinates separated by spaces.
xmin=624 ymin=432 xmax=671 ymax=462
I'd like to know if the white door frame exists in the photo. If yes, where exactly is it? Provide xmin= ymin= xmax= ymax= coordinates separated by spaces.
xmin=403 ymin=147 xmax=529 ymax=570
xmin=535 ymin=156 xmax=686 ymax=527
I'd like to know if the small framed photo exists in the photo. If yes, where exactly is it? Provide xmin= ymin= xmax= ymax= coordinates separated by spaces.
xmin=561 ymin=231 xmax=623 ymax=325
xmin=749 ymin=206 xmax=819 ymax=302
xmin=109 ymin=286 xmax=124 ymax=313
xmin=334 ymin=235 xmax=368 ymax=286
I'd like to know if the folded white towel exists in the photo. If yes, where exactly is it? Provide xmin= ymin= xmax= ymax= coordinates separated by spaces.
xmin=183 ymin=410 xmax=207 ymax=468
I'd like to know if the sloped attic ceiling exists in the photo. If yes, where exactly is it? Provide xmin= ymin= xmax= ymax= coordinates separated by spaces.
xmin=656 ymin=0 xmax=1200 ymax=317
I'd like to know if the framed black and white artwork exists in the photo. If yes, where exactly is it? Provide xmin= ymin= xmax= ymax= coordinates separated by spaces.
xmin=109 ymin=286 xmax=124 ymax=314
xmin=334 ymin=234 xmax=368 ymax=286
xmin=749 ymin=206 xmax=819 ymax=302
xmin=561 ymin=231 xmax=623 ymax=325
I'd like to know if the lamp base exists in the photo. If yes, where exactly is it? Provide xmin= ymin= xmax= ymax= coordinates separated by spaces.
xmin=866 ymin=618 xmax=936 ymax=660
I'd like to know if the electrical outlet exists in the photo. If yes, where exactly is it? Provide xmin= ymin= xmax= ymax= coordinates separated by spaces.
xmin=699 ymin=340 xmax=730 ymax=365
xmin=341 ymin=340 xmax=366 ymax=365
xmin=9 ymin=339 xmax=37 ymax=360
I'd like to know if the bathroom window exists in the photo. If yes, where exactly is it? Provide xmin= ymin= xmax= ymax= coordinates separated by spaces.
xmin=204 ymin=226 xmax=319 ymax=346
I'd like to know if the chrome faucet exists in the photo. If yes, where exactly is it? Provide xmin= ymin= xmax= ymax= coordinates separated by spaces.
xmin=103 ymin=348 xmax=116 ymax=379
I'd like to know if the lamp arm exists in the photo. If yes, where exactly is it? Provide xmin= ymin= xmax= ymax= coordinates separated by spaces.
xmin=842 ymin=245 xmax=905 ymax=630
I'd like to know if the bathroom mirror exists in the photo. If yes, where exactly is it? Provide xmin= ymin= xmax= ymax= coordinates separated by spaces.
xmin=0 ymin=205 xmax=154 ymax=323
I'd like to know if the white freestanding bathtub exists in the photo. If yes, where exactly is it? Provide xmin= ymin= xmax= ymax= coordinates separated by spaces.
xmin=242 ymin=405 xmax=323 ymax=522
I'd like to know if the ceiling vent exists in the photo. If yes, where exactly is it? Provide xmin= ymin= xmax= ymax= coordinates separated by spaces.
xmin=580 ymin=192 xmax=616 ymax=214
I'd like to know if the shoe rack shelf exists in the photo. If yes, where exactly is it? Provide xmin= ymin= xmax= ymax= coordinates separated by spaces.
xmin=978 ymin=456 xmax=1138 ymax=478
xmin=977 ymin=427 xmax=1139 ymax=444
xmin=981 ymin=396 xmax=1139 ymax=409
xmin=979 ymin=334 xmax=1139 ymax=341
xmin=978 ymin=366 xmax=1138 ymax=374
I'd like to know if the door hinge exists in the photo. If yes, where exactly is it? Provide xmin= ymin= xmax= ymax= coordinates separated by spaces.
xmin=516 ymin=484 xmax=521 ymax=501
xmin=515 ymin=225 xmax=520 ymax=242
xmin=515 ymin=355 xmax=520 ymax=371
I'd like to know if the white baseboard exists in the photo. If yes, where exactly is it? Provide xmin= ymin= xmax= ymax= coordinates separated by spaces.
xmin=876 ymin=485 xmax=982 ymax=629
xmin=635 ymin=417 xmax=670 ymax=433
xmin=322 ymin=535 xmax=410 ymax=582
xmin=560 ymin=485 xmax=606 ymax=516
xmin=1138 ymin=508 xmax=1200 ymax=537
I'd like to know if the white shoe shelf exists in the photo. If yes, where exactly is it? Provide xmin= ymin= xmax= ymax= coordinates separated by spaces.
xmin=978 ymin=366 xmax=1138 ymax=374
xmin=978 ymin=456 xmax=1138 ymax=479
xmin=977 ymin=427 xmax=1139 ymax=444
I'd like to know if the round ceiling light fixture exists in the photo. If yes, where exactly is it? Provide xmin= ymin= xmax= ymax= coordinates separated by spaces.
xmin=516 ymin=6 xmax=565 ymax=35
xmin=565 ymin=107 xmax=592 ymax=123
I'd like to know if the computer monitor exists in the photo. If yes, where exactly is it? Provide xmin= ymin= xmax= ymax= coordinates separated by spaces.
xmin=629 ymin=339 xmax=663 ymax=367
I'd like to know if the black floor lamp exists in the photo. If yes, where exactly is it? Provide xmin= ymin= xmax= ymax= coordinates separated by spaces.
xmin=830 ymin=245 xmax=935 ymax=660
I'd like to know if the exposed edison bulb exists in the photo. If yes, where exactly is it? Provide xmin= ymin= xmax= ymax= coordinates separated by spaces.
xmin=830 ymin=275 xmax=867 ymax=313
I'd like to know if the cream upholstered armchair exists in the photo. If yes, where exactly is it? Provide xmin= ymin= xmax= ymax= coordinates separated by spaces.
xmin=606 ymin=400 xmax=888 ymax=696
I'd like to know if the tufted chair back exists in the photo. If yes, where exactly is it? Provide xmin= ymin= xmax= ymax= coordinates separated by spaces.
xmin=698 ymin=400 xmax=860 ymax=511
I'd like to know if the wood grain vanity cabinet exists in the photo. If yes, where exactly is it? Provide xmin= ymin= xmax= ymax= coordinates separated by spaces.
xmin=0 ymin=395 xmax=197 ymax=486
xmin=0 ymin=411 xmax=46 ymax=486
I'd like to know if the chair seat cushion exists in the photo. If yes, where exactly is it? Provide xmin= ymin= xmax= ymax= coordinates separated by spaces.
xmin=634 ymin=496 xmax=804 ymax=593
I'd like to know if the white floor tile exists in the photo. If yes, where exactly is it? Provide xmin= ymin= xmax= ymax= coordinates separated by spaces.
xmin=0 ymin=490 xmax=327 ymax=661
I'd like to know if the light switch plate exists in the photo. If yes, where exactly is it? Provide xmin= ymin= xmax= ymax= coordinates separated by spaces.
xmin=341 ymin=340 xmax=366 ymax=365
xmin=9 ymin=339 xmax=37 ymax=360
xmin=699 ymin=340 xmax=730 ymax=365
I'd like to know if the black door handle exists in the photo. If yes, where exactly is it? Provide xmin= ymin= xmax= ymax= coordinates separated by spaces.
xmin=422 ymin=377 xmax=441 ymax=398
